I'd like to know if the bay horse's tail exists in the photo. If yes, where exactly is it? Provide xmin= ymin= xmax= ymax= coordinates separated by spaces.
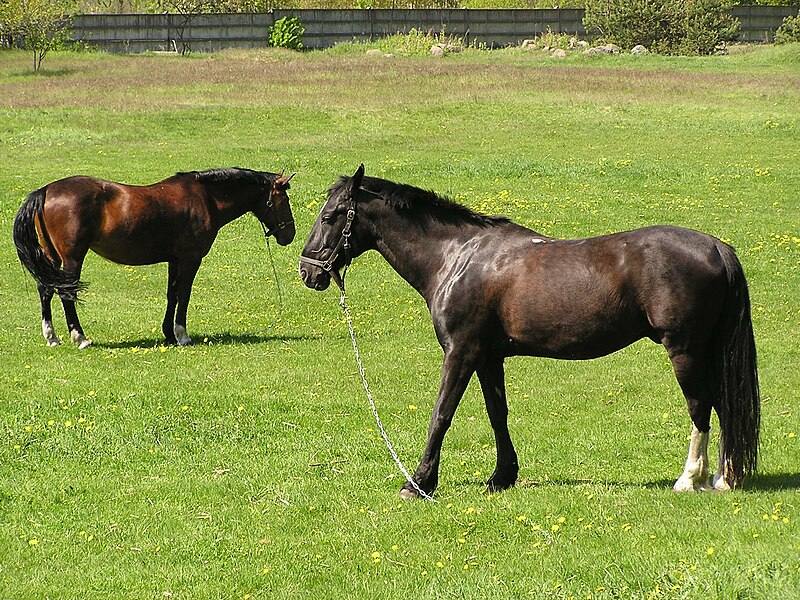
xmin=13 ymin=187 xmax=85 ymax=301
xmin=712 ymin=241 xmax=760 ymax=488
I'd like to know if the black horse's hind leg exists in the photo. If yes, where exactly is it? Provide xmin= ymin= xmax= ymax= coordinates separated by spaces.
xmin=477 ymin=359 xmax=519 ymax=491
xmin=38 ymin=283 xmax=60 ymax=346
xmin=172 ymin=260 xmax=201 ymax=346
xmin=401 ymin=349 xmax=477 ymax=499
xmin=162 ymin=262 xmax=179 ymax=344
xmin=668 ymin=346 xmax=715 ymax=492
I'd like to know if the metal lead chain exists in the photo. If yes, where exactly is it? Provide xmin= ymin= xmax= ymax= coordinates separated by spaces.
xmin=339 ymin=288 xmax=435 ymax=502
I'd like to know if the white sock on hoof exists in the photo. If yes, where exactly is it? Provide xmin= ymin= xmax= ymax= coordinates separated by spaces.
xmin=42 ymin=320 xmax=60 ymax=346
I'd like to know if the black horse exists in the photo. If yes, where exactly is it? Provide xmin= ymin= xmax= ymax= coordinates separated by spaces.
xmin=14 ymin=168 xmax=295 ymax=348
xmin=300 ymin=165 xmax=760 ymax=498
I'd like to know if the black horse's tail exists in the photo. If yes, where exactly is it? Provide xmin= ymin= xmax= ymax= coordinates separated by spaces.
xmin=13 ymin=187 xmax=85 ymax=301
xmin=712 ymin=241 xmax=760 ymax=488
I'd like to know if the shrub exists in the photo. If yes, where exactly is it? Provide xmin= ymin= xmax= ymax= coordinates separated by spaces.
xmin=774 ymin=14 xmax=800 ymax=44
xmin=583 ymin=0 xmax=739 ymax=56
xmin=268 ymin=16 xmax=304 ymax=50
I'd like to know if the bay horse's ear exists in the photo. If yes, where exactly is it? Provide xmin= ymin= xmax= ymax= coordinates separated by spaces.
xmin=275 ymin=171 xmax=296 ymax=190
xmin=350 ymin=164 xmax=365 ymax=197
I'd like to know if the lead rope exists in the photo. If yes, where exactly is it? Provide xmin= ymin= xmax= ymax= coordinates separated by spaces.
xmin=338 ymin=285 xmax=436 ymax=502
xmin=254 ymin=224 xmax=283 ymax=337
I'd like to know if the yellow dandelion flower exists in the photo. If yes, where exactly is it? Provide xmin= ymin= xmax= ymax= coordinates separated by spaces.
xmin=436 ymin=561 xmax=445 ymax=568
xmin=28 ymin=539 xmax=39 ymax=546
xmin=707 ymin=547 xmax=715 ymax=556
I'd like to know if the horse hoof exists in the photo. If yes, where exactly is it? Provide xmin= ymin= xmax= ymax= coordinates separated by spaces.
xmin=173 ymin=325 xmax=192 ymax=346
xmin=71 ymin=330 xmax=92 ymax=349
xmin=46 ymin=339 xmax=61 ymax=347
xmin=399 ymin=487 xmax=419 ymax=500
xmin=712 ymin=474 xmax=732 ymax=492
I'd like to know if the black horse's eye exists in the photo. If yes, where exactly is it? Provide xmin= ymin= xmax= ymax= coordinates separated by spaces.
xmin=321 ymin=213 xmax=335 ymax=224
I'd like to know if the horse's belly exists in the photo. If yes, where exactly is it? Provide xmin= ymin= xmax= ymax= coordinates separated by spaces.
xmin=502 ymin=298 xmax=652 ymax=360
xmin=91 ymin=242 xmax=169 ymax=266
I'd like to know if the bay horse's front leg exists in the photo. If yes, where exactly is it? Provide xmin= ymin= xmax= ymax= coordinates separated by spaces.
xmin=400 ymin=350 xmax=476 ymax=499
xmin=477 ymin=359 xmax=519 ymax=491
xmin=172 ymin=260 xmax=201 ymax=346
xmin=162 ymin=262 xmax=179 ymax=344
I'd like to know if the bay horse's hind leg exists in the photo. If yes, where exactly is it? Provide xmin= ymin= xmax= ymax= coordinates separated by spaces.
xmin=477 ymin=359 xmax=519 ymax=491
xmin=57 ymin=257 xmax=91 ymax=349
xmin=38 ymin=284 xmax=60 ymax=346
xmin=669 ymin=348 xmax=714 ymax=492
xmin=61 ymin=296 xmax=91 ymax=349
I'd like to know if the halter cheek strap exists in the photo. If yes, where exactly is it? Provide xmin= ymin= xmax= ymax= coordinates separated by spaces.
xmin=299 ymin=199 xmax=357 ymax=292
xmin=260 ymin=187 xmax=295 ymax=239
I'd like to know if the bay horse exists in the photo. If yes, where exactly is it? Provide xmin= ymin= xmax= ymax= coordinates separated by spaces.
xmin=300 ymin=164 xmax=760 ymax=497
xmin=14 ymin=168 xmax=295 ymax=348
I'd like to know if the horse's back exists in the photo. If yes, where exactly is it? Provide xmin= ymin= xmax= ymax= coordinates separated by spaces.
xmin=488 ymin=225 xmax=730 ymax=359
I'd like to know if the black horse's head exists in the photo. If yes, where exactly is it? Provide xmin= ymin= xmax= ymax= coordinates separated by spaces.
xmin=256 ymin=171 xmax=296 ymax=247
xmin=299 ymin=164 xmax=367 ymax=291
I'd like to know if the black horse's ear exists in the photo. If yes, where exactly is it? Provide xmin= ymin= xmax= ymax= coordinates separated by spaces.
xmin=349 ymin=164 xmax=365 ymax=197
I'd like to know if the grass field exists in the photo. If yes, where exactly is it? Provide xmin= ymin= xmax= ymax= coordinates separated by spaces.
xmin=1 ymin=43 xmax=799 ymax=598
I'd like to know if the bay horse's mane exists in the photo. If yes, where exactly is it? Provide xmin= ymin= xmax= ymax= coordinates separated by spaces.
xmin=178 ymin=167 xmax=278 ymax=185
xmin=331 ymin=175 xmax=510 ymax=227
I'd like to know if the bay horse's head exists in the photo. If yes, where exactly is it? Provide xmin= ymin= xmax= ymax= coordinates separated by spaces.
xmin=257 ymin=171 xmax=296 ymax=246
xmin=299 ymin=164 xmax=368 ymax=291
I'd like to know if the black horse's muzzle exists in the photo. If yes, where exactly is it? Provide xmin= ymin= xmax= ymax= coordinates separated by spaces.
xmin=299 ymin=256 xmax=343 ymax=291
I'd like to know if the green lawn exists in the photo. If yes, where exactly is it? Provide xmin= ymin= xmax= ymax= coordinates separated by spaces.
xmin=1 ymin=44 xmax=799 ymax=598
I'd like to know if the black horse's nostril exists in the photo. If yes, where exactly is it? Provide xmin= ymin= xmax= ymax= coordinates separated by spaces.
xmin=299 ymin=267 xmax=308 ymax=281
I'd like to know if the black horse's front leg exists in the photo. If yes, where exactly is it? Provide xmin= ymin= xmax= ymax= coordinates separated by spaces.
xmin=477 ymin=359 xmax=518 ymax=491
xmin=400 ymin=350 xmax=476 ymax=499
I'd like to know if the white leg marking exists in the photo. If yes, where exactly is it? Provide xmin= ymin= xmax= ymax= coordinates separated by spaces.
xmin=712 ymin=445 xmax=732 ymax=491
xmin=70 ymin=329 xmax=92 ymax=349
xmin=673 ymin=426 xmax=712 ymax=492
xmin=42 ymin=320 xmax=60 ymax=347
xmin=174 ymin=324 xmax=192 ymax=346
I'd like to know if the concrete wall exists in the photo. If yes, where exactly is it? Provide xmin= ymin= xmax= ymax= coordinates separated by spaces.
xmin=71 ymin=6 xmax=800 ymax=53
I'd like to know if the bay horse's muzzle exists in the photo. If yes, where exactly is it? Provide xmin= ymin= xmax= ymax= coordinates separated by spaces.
xmin=272 ymin=221 xmax=296 ymax=246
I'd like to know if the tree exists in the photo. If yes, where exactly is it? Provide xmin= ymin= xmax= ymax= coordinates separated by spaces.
xmin=583 ymin=0 xmax=740 ymax=56
xmin=151 ymin=0 xmax=215 ymax=55
xmin=1 ymin=0 xmax=76 ymax=70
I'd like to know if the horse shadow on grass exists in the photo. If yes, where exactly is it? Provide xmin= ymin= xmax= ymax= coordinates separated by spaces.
xmin=452 ymin=472 xmax=800 ymax=493
xmin=92 ymin=331 xmax=329 ymax=350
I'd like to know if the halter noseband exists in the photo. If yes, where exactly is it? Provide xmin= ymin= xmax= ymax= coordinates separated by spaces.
xmin=299 ymin=195 xmax=357 ymax=291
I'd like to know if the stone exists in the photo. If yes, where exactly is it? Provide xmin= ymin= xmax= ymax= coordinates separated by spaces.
xmin=430 ymin=45 xmax=445 ymax=58
xmin=552 ymin=49 xmax=567 ymax=58
xmin=631 ymin=44 xmax=648 ymax=55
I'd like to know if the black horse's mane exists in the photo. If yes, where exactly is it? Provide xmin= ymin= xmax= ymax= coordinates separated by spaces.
xmin=180 ymin=168 xmax=277 ymax=185
xmin=331 ymin=175 xmax=510 ymax=227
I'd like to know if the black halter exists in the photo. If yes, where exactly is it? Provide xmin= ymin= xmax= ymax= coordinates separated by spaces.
xmin=299 ymin=196 xmax=357 ymax=291
xmin=260 ymin=182 xmax=294 ymax=239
